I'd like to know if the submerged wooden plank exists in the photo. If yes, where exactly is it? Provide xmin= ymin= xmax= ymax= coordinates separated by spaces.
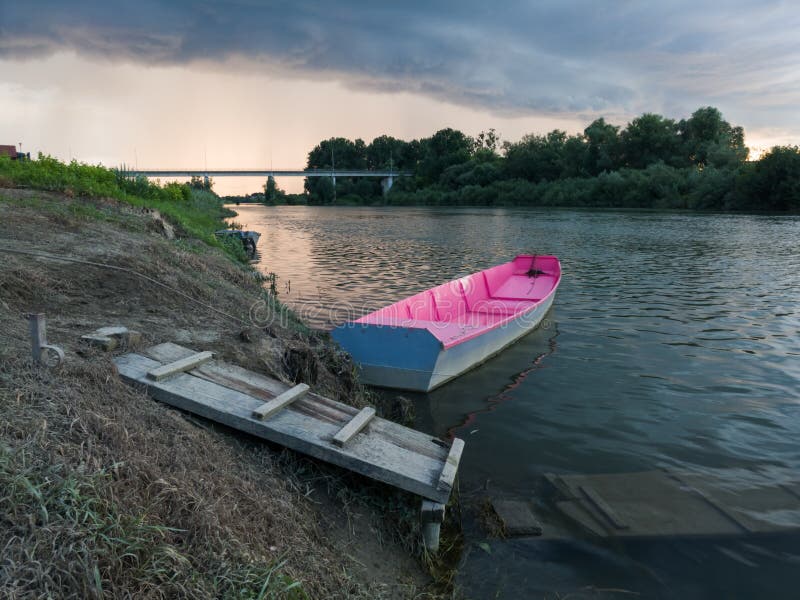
xmin=579 ymin=485 xmax=629 ymax=530
xmin=674 ymin=472 xmax=800 ymax=534
xmin=548 ymin=471 xmax=734 ymax=538
xmin=147 ymin=351 xmax=213 ymax=381
xmin=549 ymin=470 xmax=800 ymax=539
xmin=252 ymin=384 xmax=309 ymax=420
xmin=332 ymin=407 xmax=375 ymax=447
xmin=114 ymin=351 xmax=457 ymax=503
xmin=491 ymin=499 xmax=543 ymax=536
xmin=437 ymin=438 xmax=465 ymax=493
xmin=668 ymin=473 xmax=752 ymax=534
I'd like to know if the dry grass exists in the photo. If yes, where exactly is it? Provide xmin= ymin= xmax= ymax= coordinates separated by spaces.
xmin=0 ymin=356 xmax=320 ymax=598
xmin=0 ymin=190 xmax=433 ymax=599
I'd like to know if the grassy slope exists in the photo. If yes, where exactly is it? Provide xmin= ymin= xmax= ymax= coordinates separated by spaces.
xmin=0 ymin=155 xmax=247 ymax=259
xmin=0 ymin=162 xmax=432 ymax=598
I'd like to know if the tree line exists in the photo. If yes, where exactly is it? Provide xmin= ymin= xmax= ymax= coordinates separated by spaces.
xmin=301 ymin=107 xmax=800 ymax=211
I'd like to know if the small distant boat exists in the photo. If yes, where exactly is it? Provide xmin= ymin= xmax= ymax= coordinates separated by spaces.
xmin=332 ymin=255 xmax=561 ymax=392
xmin=215 ymin=229 xmax=261 ymax=255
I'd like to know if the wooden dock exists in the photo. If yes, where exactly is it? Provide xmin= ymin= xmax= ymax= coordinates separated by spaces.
xmin=114 ymin=343 xmax=463 ymax=548
xmin=546 ymin=470 xmax=800 ymax=539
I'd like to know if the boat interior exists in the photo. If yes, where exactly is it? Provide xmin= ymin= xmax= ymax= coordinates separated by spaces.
xmin=356 ymin=255 xmax=561 ymax=347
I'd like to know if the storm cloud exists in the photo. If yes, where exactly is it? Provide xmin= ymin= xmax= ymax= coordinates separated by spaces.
xmin=2 ymin=1 xmax=800 ymax=125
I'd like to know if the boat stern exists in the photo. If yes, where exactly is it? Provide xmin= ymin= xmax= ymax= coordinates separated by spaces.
xmin=331 ymin=322 xmax=443 ymax=392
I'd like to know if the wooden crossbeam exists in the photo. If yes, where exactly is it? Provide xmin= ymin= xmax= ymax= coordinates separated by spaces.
xmin=147 ymin=351 xmax=213 ymax=381
xmin=437 ymin=438 xmax=465 ymax=493
xmin=579 ymin=485 xmax=629 ymax=530
xmin=252 ymin=383 xmax=309 ymax=420
xmin=332 ymin=407 xmax=375 ymax=447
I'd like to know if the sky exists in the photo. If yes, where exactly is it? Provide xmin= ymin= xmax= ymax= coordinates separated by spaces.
xmin=2 ymin=1 xmax=799 ymax=195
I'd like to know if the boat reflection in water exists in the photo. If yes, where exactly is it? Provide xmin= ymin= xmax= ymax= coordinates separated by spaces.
xmin=370 ymin=309 xmax=559 ymax=440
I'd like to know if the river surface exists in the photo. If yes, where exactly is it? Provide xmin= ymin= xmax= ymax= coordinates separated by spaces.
xmin=230 ymin=204 xmax=800 ymax=599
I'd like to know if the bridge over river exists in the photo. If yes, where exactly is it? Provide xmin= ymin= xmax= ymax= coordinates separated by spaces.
xmin=123 ymin=168 xmax=412 ymax=194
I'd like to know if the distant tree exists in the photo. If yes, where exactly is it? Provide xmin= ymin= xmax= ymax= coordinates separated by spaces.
xmin=309 ymin=175 xmax=335 ymax=205
xmin=189 ymin=174 xmax=213 ymax=191
xmin=503 ymin=130 xmax=568 ymax=182
xmin=473 ymin=128 xmax=500 ymax=153
xmin=399 ymin=139 xmax=425 ymax=170
xmin=583 ymin=118 xmax=621 ymax=175
xmin=305 ymin=137 xmax=368 ymax=201
xmin=679 ymin=106 xmax=748 ymax=168
xmin=418 ymin=128 xmax=474 ymax=184
xmin=366 ymin=135 xmax=407 ymax=170
xmin=619 ymin=113 xmax=683 ymax=169
xmin=735 ymin=146 xmax=800 ymax=211
xmin=560 ymin=134 xmax=588 ymax=178
xmin=263 ymin=175 xmax=286 ymax=205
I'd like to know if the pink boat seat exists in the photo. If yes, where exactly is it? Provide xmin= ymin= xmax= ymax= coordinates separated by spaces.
xmin=490 ymin=274 xmax=554 ymax=301
xmin=469 ymin=298 xmax=536 ymax=316
xmin=356 ymin=311 xmax=508 ymax=347
xmin=404 ymin=290 xmax=439 ymax=320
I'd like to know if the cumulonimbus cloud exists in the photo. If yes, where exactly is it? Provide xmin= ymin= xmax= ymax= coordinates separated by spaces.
xmin=2 ymin=0 xmax=799 ymax=125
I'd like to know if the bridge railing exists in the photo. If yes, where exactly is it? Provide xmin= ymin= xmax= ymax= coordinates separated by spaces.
xmin=118 ymin=168 xmax=413 ymax=177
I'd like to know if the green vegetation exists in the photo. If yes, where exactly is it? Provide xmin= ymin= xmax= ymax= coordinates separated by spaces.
xmin=0 ymin=154 xmax=247 ymax=256
xmin=302 ymin=107 xmax=800 ymax=211
xmin=222 ymin=176 xmax=306 ymax=206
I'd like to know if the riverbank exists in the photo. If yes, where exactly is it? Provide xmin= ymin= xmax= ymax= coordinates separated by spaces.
xmin=0 ymin=182 xmax=446 ymax=597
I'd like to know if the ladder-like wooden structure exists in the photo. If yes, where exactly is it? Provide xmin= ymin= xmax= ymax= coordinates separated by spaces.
xmin=114 ymin=342 xmax=464 ymax=550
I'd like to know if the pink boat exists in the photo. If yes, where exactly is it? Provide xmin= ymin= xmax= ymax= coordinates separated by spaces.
xmin=332 ymin=255 xmax=562 ymax=392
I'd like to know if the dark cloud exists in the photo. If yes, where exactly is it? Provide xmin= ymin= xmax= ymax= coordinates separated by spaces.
xmin=2 ymin=0 xmax=799 ymax=124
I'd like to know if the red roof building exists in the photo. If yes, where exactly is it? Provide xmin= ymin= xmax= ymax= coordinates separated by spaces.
xmin=0 ymin=145 xmax=18 ymax=159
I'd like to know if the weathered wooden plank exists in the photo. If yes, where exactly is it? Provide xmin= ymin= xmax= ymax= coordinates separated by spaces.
xmin=144 ymin=341 xmax=201 ymax=363
xmin=193 ymin=367 xmax=353 ymax=425
xmin=437 ymin=438 xmax=465 ymax=493
xmin=332 ymin=407 xmax=375 ymax=447
xmin=579 ymin=485 xmax=629 ymax=530
xmin=114 ymin=352 xmax=453 ymax=503
xmin=145 ymin=343 xmax=448 ymax=460
xmin=252 ymin=384 xmax=309 ymax=420
xmin=147 ymin=351 xmax=213 ymax=381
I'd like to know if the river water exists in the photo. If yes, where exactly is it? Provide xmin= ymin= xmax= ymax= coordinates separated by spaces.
xmin=230 ymin=204 xmax=800 ymax=598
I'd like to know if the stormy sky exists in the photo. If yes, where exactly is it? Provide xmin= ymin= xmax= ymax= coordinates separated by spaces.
xmin=2 ymin=1 xmax=799 ymax=193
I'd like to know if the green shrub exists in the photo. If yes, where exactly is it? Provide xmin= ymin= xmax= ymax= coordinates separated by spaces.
xmin=0 ymin=155 xmax=247 ymax=260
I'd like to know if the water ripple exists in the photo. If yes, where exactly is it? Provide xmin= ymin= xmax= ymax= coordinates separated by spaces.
xmin=233 ymin=205 xmax=800 ymax=479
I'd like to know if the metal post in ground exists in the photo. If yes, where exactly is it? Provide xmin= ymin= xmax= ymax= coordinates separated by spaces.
xmin=28 ymin=313 xmax=65 ymax=368
xmin=421 ymin=499 xmax=446 ymax=552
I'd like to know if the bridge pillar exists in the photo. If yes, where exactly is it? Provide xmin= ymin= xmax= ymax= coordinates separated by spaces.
xmin=381 ymin=175 xmax=394 ymax=196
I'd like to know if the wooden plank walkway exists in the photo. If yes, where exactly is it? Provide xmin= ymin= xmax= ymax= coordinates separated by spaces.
xmin=114 ymin=343 xmax=463 ymax=504
xmin=546 ymin=470 xmax=800 ymax=539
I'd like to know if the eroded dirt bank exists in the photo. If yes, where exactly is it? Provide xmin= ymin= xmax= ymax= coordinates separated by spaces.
xmin=0 ymin=189 xmax=436 ymax=599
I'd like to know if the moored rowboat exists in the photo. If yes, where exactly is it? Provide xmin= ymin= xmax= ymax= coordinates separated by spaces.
xmin=332 ymin=255 xmax=561 ymax=392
